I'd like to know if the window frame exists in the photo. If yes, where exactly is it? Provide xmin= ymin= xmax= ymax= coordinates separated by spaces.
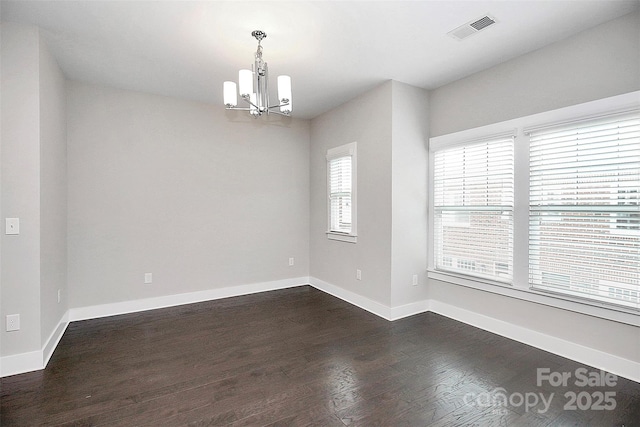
xmin=427 ymin=91 xmax=640 ymax=327
xmin=326 ymin=142 xmax=357 ymax=243
xmin=526 ymin=111 xmax=640 ymax=310
xmin=432 ymin=133 xmax=515 ymax=283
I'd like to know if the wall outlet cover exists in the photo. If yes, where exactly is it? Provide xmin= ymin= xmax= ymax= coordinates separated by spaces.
xmin=5 ymin=218 xmax=19 ymax=235
xmin=6 ymin=314 xmax=20 ymax=332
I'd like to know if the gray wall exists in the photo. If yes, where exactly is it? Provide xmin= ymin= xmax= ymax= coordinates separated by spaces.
xmin=390 ymin=81 xmax=429 ymax=308
xmin=66 ymin=82 xmax=310 ymax=308
xmin=39 ymin=33 xmax=68 ymax=347
xmin=430 ymin=11 xmax=640 ymax=137
xmin=428 ymin=284 xmax=640 ymax=363
xmin=1 ymin=23 xmax=42 ymax=357
xmin=0 ymin=22 xmax=67 ymax=357
xmin=428 ymin=11 xmax=640 ymax=363
xmin=309 ymin=80 xmax=431 ymax=310
xmin=310 ymin=81 xmax=393 ymax=306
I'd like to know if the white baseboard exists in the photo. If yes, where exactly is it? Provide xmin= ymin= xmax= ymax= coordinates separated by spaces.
xmin=389 ymin=300 xmax=430 ymax=321
xmin=4 ymin=277 xmax=638 ymax=384
xmin=2 ymin=277 xmax=309 ymax=378
xmin=309 ymin=277 xmax=393 ymax=320
xmin=310 ymin=278 xmax=639 ymax=383
xmin=0 ymin=350 xmax=42 ymax=378
xmin=308 ymin=277 xmax=431 ymax=321
xmin=43 ymin=312 xmax=69 ymax=368
xmin=69 ymin=277 xmax=309 ymax=322
xmin=1 ymin=313 xmax=69 ymax=378
xmin=429 ymin=299 xmax=640 ymax=384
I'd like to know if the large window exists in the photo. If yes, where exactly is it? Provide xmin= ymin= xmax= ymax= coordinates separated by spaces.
xmin=528 ymin=112 xmax=640 ymax=309
xmin=327 ymin=142 xmax=357 ymax=243
xmin=433 ymin=135 xmax=514 ymax=282
xmin=428 ymin=91 xmax=639 ymax=319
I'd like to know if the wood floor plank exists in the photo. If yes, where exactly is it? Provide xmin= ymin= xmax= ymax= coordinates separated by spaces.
xmin=2 ymin=286 xmax=639 ymax=426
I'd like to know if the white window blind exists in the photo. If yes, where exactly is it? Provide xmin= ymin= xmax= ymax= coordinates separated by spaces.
xmin=329 ymin=155 xmax=353 ymax=233
xmin=528 ymin=111 xmax=640 ymax=309
xmin=327 ymin=142 xmax=357 ymax=242
xmin=434 ymin=136 xmax=514 ymax=282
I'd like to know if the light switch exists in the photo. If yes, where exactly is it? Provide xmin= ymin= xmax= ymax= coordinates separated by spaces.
xmin=5 ymin=218 xmax=19 ymax=235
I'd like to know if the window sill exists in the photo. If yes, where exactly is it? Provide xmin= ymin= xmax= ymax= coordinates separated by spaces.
xmin=427 ymin=269 xmax=640 ymax=327
xmin=327 ymin=232 xmax=357 ymax=243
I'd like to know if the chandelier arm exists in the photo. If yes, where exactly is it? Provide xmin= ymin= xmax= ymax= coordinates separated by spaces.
xmin=226 ymin=105 xmax=290 ymax=116
xmin=268 ymin=100 xmax=290 ymax=109
xmin=270 ymin=110 xmax=291 ymax=117
xmin=241 ymin=96 xmax=260 ymax=109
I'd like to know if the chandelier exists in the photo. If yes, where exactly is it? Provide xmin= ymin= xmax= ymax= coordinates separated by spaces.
xmin=223 ymin=30 xmax=292 ymax=117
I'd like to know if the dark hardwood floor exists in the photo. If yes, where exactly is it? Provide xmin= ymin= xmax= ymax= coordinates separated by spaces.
xmin=1 ymin=286 xmax=639 ymax=426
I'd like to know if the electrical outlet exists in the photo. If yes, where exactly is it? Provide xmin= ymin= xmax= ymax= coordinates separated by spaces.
xmin=57 ymin=289 xmax=62 ymax=303
xmin=6 ymin=314 xmax=20 ymax=332
xmin=356 ymin=269 xmax=362 ymax=280
xmin=289 ymin=257 xmax=295 ymax=266
xmin=144 ymin=273 xmax=152 ymax=284
xmin=5 ymin=218 xmax=19 ymax=235
xmin=412 ymin=274 xmax=418 ymax=286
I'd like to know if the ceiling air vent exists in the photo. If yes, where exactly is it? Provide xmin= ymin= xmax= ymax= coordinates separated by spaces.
xmin=448 ymin=15 xmax=497 ymax=41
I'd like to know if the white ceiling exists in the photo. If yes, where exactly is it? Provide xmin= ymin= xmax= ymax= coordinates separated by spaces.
xmin=2 ymin=1 xmax=638 ymax=119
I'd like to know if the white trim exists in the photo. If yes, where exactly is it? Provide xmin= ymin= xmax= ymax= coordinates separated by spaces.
xmin=326 ymin=232 xmax=357 ymax=243
xmin=0 ymin=351 xmax=42 ymax=377
xmin=309 ymin=276 xmax=391 ymax=320
xmin=428 ymin=270 xmax=640 ymax=327
xmin=69 ymin=277 xmax=309 ymax=322
xmin=389 ymin=300 xmax=430 ymax=321
xmin=326 ymin=142 xmax=356 ymax=159
xmin=4 ymin=277 xmax=637 ymax=384
xmin=523 ymin=107 xmax=640 ymax=135
xmin=429 ymin=299 xmax=640 ymax=384
xmin=2 ymin=278 xmax=309 ymax=377
xmin=310 ymin=278 xmax=639 ymax=382
xmin=0 ymin=312 xmax=69 ymax=377
xmin=430 ymin=91 xmax=640 ymax=147
xmin=428 ymin=129 xmax=516 ymax=152
xmin=43 ymin=312 xmax=69 ymax=367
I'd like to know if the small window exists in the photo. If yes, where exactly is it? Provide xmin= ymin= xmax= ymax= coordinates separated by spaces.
xmin=327 ymin=142 xmax=357 ymax=243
